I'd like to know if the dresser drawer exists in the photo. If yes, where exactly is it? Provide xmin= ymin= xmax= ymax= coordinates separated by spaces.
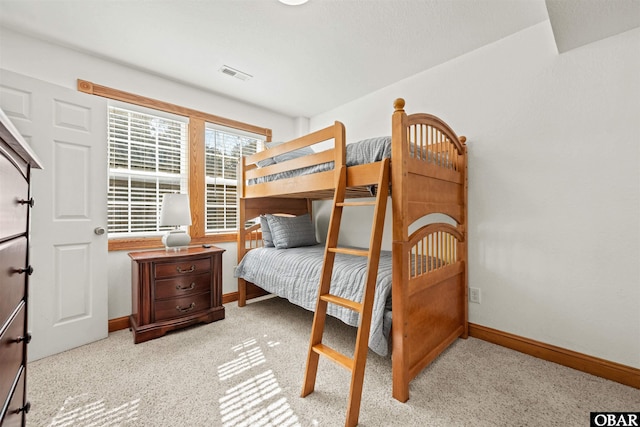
xmin=154 ymin=292 xmax=211 ymax=322
xmin=0 ymin=154 xmax=29 ymax=241
xmin=0 ymin=304 xmax=25 ymax=410
xmin=154 ymin=257 xmax=211 ymax=279
xmin=1 ymin=365 xmax=25 ymax=427
xmin=155 ymin=272 xmax=212 ymax=300
xmin=0 ymin=237 xmax=27 ymax=329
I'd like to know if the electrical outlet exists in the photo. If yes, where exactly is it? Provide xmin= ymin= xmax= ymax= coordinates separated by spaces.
xmin=469 ymin=287 xmax=481 ymax=304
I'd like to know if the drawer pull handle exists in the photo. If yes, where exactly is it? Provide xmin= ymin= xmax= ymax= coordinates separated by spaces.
xmin=176 ymin=265 xmax=195 ymax=274
xmin=176 ymin=302 xmax=196 ymax=313
xmin=17 ymin=198 xmax=35 ymax=208
xmin=15 ymin=332 xmax=32 ymax=344
xmin=176 ymin=282 xmax=196 ymax=291
xmin=16 ymin=401 xmax=31 ymax=414
xmin=17 ymin=265 xmax=34 ymax=276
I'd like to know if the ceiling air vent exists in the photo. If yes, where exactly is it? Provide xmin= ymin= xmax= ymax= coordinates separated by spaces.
xmin=219 ymin=65 xmax=252 ymax=81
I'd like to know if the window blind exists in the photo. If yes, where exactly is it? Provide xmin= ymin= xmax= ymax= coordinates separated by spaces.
xmin=108 ymin=106 xmax=188 ymax=236
xmin=204 ymin=124 xmax=265 ymax=232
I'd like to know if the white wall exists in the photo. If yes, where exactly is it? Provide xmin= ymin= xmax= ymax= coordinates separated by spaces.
xmin=310 ymin=22 xmax=640 ymax=368
xmin=0 ymin=28 xmax=298 ymax=320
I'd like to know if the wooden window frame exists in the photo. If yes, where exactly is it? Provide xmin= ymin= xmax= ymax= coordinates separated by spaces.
xmin=77 ymin=79 xmax=272 ymax=251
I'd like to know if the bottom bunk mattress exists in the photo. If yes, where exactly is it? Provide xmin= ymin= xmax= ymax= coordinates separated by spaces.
xmin=234 ymin=244 xmax=393 ymax=356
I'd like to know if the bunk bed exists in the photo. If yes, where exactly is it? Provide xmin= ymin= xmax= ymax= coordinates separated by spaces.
xmin=236 ymin=98 xmax=468 ymax=403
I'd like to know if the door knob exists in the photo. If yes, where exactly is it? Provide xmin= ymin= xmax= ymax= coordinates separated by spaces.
xmin=94 ymin=227 xmax=106 ymax=235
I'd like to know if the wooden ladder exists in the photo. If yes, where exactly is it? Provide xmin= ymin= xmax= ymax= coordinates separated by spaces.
xmin=301 ymin=158 xmax=390 ymax=427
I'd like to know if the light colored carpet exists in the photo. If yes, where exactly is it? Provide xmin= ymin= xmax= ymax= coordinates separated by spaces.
xmin=26 ymin=296 xmax=639 ymax=426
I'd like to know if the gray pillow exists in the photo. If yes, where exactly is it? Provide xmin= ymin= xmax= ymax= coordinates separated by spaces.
xmin=265 ymin=213 xmax=318 ymax=249
xmin=266 ymin=141 xmax=314 ymax=163
xmin=256 ymin=157 xmax=276 ymax=168
xmin=259 ymin=215 xmax=274 ymax=247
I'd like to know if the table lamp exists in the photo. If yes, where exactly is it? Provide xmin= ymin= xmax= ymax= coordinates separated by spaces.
xmin=160 ymin=193 xmax=192 ymax=250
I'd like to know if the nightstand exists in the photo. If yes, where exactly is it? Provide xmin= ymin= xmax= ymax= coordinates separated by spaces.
xmin=128 ymin=246 xmax=225 ymax=343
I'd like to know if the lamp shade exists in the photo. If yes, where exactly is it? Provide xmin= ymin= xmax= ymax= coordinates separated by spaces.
xmin=160 ymin=193 xmax=192 ymax=227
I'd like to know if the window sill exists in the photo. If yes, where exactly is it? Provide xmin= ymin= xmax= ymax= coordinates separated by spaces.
xmin=108 ymin=233 xmax=238 ymax=252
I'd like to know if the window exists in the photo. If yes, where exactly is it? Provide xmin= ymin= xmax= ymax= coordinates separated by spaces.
xmin=108 ymin=106 xmax=188 ymax=237
xmin=78 ymin=79 xmax=272 ymax=250
xmin=205 ymin=124 xmax=265 ymax=232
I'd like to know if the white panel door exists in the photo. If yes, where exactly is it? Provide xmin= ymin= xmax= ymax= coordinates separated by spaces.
xmin=0 ymin=69 xmax=108 ymax=361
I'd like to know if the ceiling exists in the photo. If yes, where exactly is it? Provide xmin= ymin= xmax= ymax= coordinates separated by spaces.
xmin=0 ymin=0 xmax=638 ymax=118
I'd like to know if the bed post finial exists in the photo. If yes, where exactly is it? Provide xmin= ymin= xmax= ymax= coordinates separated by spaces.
xmin=394 ymin=98 xmax=405 ymax=112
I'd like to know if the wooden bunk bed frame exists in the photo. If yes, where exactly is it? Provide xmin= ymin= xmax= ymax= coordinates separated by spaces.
xmin=237 ymin=98 xmax=468 ymax=402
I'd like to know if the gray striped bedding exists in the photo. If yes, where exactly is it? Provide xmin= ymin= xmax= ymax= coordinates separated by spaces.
xmin=234 ymin=244 xmax=393 ymax=356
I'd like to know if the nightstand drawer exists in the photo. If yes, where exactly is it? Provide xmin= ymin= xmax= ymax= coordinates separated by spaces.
xmin=0 ymin=304 xmax=25 ymax=410
xmin=155 ymin=273 xmax=211 ymax=300
xmin=154 ymin=257 xmax=211 ymax=279
xmin=0 ymin=238 xmax=27 ymax=329
xmin=154 ymin=293 xmax=211 ymax=322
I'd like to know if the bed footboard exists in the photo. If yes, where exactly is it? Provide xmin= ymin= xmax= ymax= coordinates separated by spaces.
xmin=391 ymin=223 xmax=467 ymax=402
xmin=240 ymin=121 xmax=346 ymax=200
xmin=237 ymin=223 xmax=263 ymax=307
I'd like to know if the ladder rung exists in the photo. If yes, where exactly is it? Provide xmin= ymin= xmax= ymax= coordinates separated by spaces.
xmin=329 ymin=247 xmax=369 ymax=257
xmin=320 ymin=294 xmax=363 ymax=313
xmin=336 ymin=201 xmax=376 ymax=207
xmin=312 ymin=344 xmax=354 ymax=371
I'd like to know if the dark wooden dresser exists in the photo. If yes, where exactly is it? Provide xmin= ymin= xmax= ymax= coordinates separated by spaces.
xmin=0 ymin=109 xmax=42 ymax=426
xmin=129 ymin=246 xmax=225 ymax=343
